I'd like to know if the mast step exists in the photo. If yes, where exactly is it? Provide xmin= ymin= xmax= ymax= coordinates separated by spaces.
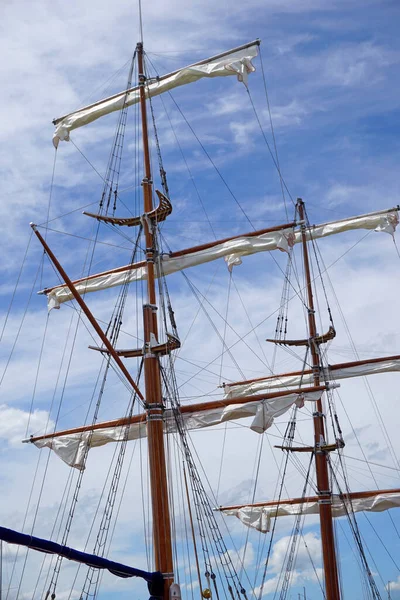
xmin=83 ymin=190 xmax=172 ymax=227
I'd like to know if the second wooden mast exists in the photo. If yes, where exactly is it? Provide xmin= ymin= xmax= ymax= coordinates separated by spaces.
xmin=137 ymin=42 xmax=175 ymax=595
xmin=297 ymin=199 xmax=340 ymax=600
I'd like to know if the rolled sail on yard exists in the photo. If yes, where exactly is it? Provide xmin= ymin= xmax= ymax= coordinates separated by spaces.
xmin=53 ymin=41 xmax=259 ymax=146
xmin=43 ymin=224 xmax=294 ymax=309
xmin=223 ymin=355 xmax=400 ymax=399
xmin=220 ymin=492 xmax=400 ymax=533
xmin=41 ymin=207 xmax=399 ymax=310
xmin=29 ymin=390 xmax=322 ymax=469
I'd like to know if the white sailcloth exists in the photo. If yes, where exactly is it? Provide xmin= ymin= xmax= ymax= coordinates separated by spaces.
xmin=223 ymin=356 xmax=400 ymax=399
xmin=42 ymin=208 xmax=399 ymax=310
xmin=30 ymin=390 xmax=322 ymax=469
xmin=44 ymin=227 xmax=292 ymax=309
xmin=220 ymin=492 xmax=400 ymax=533
xmin=53 ymin=42 xmax=259 ymax=147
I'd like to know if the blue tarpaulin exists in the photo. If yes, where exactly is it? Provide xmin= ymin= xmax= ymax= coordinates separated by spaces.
xmin=0 ymin=525 xmax=163 ymax=590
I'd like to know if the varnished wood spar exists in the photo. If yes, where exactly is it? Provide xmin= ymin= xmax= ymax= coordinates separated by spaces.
xmin=218 ymin=488 xmax=400 ymax=512
xmin=224 ymin=353 xmax=400 ymax=388
xmin=40 ymin=220 xmax=297 ymax=297
xmin=27 ymin=385 xmax=328 ymax=444
xmin=27 ymin=413 xmax=146 ymax=442
xmin=30 ymin=225 xmax=144 ymax=404
xmin=137 ymin=42 xmax=174 ymax=598
xmin=297 ymin=199 xmax=340 ymax=600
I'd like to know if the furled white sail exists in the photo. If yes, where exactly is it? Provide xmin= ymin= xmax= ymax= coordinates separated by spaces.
xmin=41 ymin=207 xmax=398 ymax=310
xmin=30 ymin=390 xmax=322 ymax=469
xmin=223 ymin=356 xmax=400 ymax=399
xmin=302 ymin=207 xmax=398 ymax=239
xmin=53 ymin=42 xmax=259 ymax=147
xmin=44 ymin=227 xmax=293 ymax=309
xmin=220 ymin=492 xmax=400 ymax=533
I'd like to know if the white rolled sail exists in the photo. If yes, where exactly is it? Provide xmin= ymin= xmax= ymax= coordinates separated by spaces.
xmin=224 ymin=356 xmax=400 ymax=399
xmin=42 ymin=207 xmax=398 ymax=310
xmin=302 ymin=207 xmax=398 ymax=239
xmin=53 ymin=42 xmax=259 ymax=147
xmin=30 ymin=390 xmax=322 ymax=469
xmin=44 ymin=227 xmax=293 ymax=309
xmin=220 ymin=492 xmax=400 ymax=533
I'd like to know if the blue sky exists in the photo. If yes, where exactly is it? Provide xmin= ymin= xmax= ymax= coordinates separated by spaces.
xmin=1 ymin=1 xmax=400 ymax=599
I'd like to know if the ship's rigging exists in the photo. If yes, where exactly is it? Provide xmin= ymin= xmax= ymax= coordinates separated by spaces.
xmin=0 ymin=33 xmax=399 ymax=600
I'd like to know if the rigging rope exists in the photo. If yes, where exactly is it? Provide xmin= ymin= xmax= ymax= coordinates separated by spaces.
xmin=258 ymin=46 xmax=290 ymax=220
xmin=0 ymin=260 xmax=42 ymax=390
xmin=256 ymin=409 xmax=299 ymax=600
xmin=277 ymin=455 xmax=314 ymax=600
xmin=25 ymin=315 xmax=50 ymax=436
xmin=44 ymin=66 xmax=144 ymax=591
xmin=0 ymin=231 xmax=33 ymax=345
xmin=146 ymin=58 xmax=217 ymax=240
xmin=79 ymin=320 xmax=142 ymax=599
xmin=99 ymin=53 xmax=136 ymax=216
xmin=245 ymin=85 xmax=295 ymax=210
xmin=329 ymin=462 xmax=383 ymax=600
xmin=152 ymin=236 xmax=252 ymax=599
xmin=40 ymin=148 xmax=58 ymax=289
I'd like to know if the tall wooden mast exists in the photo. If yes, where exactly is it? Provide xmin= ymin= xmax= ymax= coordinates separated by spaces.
xmin=297 ymin=198 xmax=340 ymax=600
xmin=137 ymin=41 xmax=174 ymax=597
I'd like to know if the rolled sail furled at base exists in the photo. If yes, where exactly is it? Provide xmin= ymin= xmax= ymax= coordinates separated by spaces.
xmin=31 ymin=390 xmax=322 ymax=469
xmin=223 ymin=355 xmax=400 ymax=399
xmin=41 ymin=207 xmax=399 ymax=310
xmin=220 ymin=491 xmax=400 ymax=533
xmin=53 ymin=42 xmax=259 ymax=146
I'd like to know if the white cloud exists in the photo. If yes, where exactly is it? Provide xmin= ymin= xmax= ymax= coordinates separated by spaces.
xmin=257 ymin=566 xmax=324 ymax=597
xmin=221 ymin=543 xmax=255 ymax=572
xmin=268 ymin=532 xmax=321 ymax=574
xmin=323 ymin=42 xmax=398 ymax=87
xmin=292 ymin=39 xmax=400 ymax=91
xmin=388 ymin=576 xmax=400 ymax=591
xmin=274 ymin=34 xmax=316 ymax=56
xmin=0 ymin=404 xmax=52 ymax=445
xmin=209 ymin=92 xmax=249 ymax=117
xmin=269 ymin=99 xmax=309 ymax=128
xmin=230 ymin=121 xmax=259 ymax=146
xmin=253 ymin=533 xmax=323 ymax=597
xmin=325 ymin=183 xmax=363 ymax=208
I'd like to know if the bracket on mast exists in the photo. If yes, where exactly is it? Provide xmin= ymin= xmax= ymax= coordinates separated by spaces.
xmin=275 ymin=440 xmax=345 ymax=453
xmin=89 ymin=332 xmax=181 ymax=359
xmin=313 ymin=411 xmax=324 ymax=418
xmin=83 ymin=190 xmax=172 ymax=228
xmin=267 ymin=325 xmax=336 ymax=347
